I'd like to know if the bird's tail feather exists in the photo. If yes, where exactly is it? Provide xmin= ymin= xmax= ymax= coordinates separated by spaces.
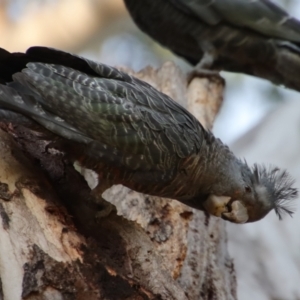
xmin=0 ymin=83 xmax=92 ymax=144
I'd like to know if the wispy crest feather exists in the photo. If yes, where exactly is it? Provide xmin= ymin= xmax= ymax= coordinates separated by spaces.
xmin=252 ymin=164 xmax=298 ymax=220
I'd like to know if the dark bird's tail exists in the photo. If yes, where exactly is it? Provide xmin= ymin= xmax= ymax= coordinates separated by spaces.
xmin=0 ymin=48 xmax=94 ymax=144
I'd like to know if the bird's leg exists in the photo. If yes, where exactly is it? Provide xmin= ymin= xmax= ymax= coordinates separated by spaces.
xmin=73 ymin=161 xmax=116 ymax=219
xmin=196 ymin=51 xmax=215 ymax=70
xmin=187 ymin=43 xmax=221 ymax=83
xmin=91 ymin=180 xmax=117 ymax=220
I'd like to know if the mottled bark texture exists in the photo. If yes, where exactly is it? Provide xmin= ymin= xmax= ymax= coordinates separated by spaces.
xmin=0 ymin=63 xmax=236 ymax=300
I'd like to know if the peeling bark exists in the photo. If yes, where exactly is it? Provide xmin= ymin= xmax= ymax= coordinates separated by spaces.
xmin=0 ymin=63 xmax=236 ymax=299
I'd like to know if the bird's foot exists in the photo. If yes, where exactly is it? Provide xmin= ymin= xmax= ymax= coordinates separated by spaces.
xmin=203 ymin=195 xmax=249 ymax=224
xmin=187 ymin=68 xmax=222 ymax=84
xmin=187 ymin=48 xmax=222 ymax=83
xmin=91 ymin=183 xmax=117 ymax=220
xmin=94 ymin=196 xmax=116 ymax=220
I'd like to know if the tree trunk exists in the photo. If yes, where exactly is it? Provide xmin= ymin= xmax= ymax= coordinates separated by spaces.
xmin=0 ymin=63 xmax=236 ymax=300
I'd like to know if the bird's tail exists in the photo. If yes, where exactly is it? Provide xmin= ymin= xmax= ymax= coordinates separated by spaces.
xmin=274 ymin=43 xmax=300 ymax=90
xmin=0 ymin=81 xmax=92 ymax=144
xmin=214 ymin=31 xmax=300 ymax=92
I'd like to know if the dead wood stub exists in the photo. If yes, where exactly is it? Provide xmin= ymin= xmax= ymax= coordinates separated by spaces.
xmin=2 ymin=124 xmax=176 ymax=299
xmin=22 ymin=245 xmax=90 ymax=300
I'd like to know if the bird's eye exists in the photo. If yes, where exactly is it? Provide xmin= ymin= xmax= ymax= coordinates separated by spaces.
xmin=245 ymin=186 xmax=251 ymax=193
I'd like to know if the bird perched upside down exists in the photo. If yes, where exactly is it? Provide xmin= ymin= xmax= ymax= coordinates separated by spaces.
xmin=0 ymin=47 xmax=297 ymax=223
xmin=124 ymin=0 xmax=300 ymax=92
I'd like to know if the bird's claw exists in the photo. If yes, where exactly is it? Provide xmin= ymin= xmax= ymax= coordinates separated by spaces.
xmin=203 ymin=195 xmax=230 ymax=217
xmin=95 ymin=202 xmax=116 ymax=220
xmin=187 ymin=69 xmax=222 ymax=85
xmin=203 ymin=195 xmax=249 ymax=223
xmin=91 ymin=184 xmax=116 ymax=221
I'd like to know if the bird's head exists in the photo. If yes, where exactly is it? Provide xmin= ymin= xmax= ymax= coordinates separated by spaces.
xmin=202 ymin=164 xmax=298 ymax=223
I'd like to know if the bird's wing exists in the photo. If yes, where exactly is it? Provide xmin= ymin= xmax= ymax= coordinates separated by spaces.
xmin=170 ymin=0 xmax=300 ymax=42
xmin=0 ymin=48 xmax=204 ymax=172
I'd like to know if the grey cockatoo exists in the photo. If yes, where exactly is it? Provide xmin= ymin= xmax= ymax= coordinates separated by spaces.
xmin=0 ymin=47 xmax=297 ymax=223
xmin=124 ymin=0 xmax=300 ymax=91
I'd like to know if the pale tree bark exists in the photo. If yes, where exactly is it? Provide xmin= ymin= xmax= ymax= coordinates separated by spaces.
xmin=0 ymin=63 xmax=236 ymax=299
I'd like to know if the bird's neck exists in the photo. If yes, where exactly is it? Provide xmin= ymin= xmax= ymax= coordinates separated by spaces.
xmin=179 ymin=132 xmax=241 ymax=200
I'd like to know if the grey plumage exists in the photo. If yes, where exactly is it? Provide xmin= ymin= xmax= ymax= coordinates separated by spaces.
xmin=0 ymin=47 xmax=297 ymax=223
xmin=124 ymin=0 xmax=300 ymax=91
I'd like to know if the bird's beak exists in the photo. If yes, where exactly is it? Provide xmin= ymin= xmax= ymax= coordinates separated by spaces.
xmin=222 ymin=200 xmax=249 ymax=223
xmin=203 ymin=195 xmax=249 ymax=223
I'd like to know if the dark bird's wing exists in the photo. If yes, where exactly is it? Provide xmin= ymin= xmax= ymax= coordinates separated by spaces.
xmin=124 ymin=0 xmax=300 ymax=92
xmin=0 ymin=47 xmax=203 ymax=173
xmin=171 ymin=0 xmax=300 ymax=42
